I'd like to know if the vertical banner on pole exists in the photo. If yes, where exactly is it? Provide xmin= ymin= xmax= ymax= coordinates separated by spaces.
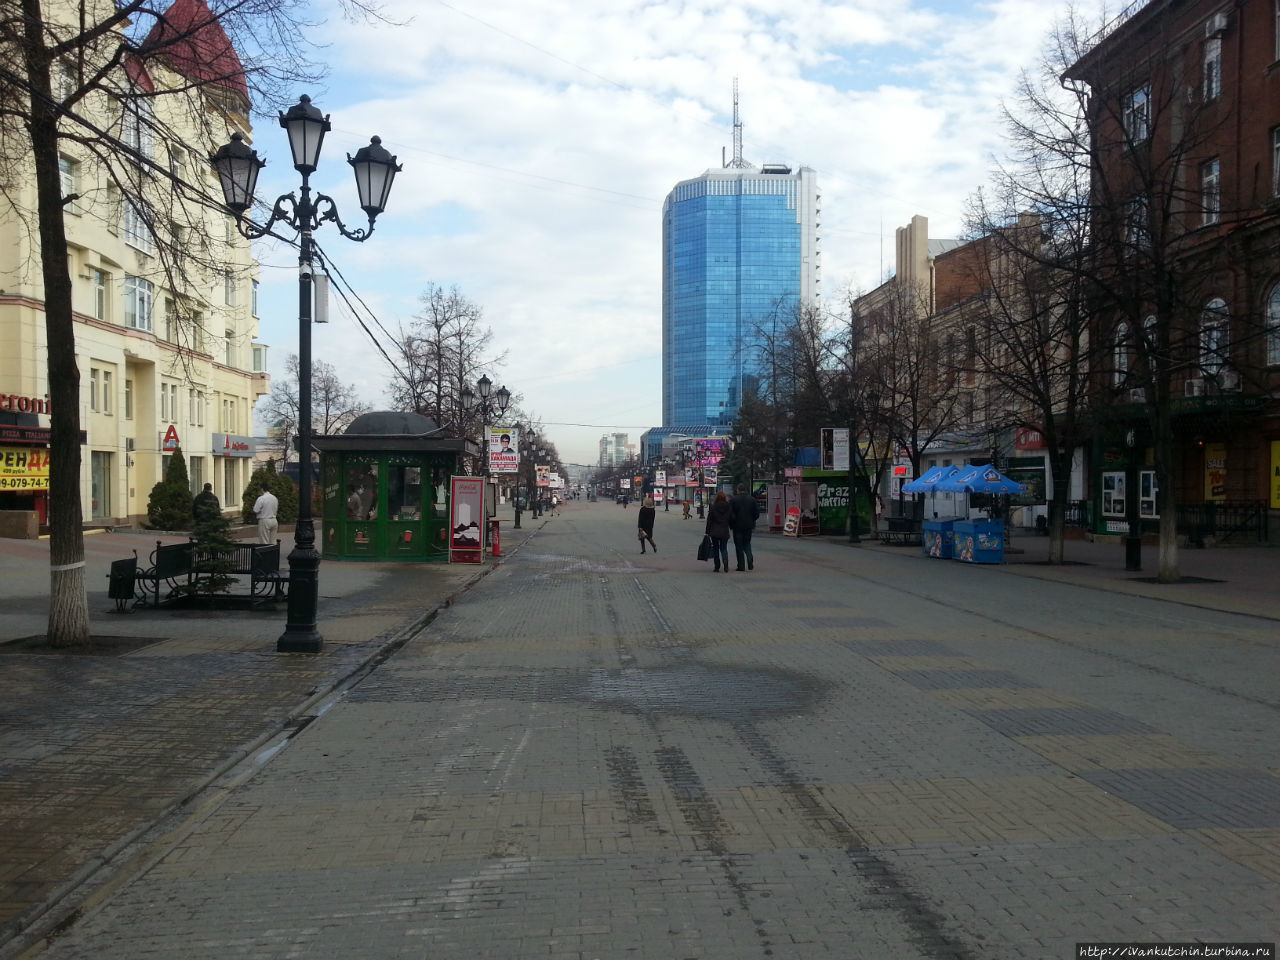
xmin=449 ymin=476 xmax=485 ymax=563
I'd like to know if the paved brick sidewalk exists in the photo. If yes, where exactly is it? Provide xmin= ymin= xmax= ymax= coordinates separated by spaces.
xmin=0 ymin=518 xmax=542 ymax=955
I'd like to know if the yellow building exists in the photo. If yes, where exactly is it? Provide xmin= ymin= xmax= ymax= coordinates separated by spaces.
xmin=0 ymin=0 xmax=268 ymax=527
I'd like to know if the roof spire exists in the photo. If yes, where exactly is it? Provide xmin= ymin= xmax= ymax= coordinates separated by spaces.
xmin=725 ymin=76 xmax=750 ymax=169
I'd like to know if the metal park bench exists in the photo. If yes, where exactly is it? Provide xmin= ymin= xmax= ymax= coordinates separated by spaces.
xmin=878 ymin=516 xmax=922 ymax=546
xmin=107 ymin=539 xmax=288 ymax=611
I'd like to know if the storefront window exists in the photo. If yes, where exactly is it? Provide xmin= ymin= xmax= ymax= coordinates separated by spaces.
xmin=388 ymin=465 xmax=422 ymax=521
xmin=1139 ymin=470 xmax=1159 ymax=518
xmin=345 ymin=462 xmax=378 ymax=520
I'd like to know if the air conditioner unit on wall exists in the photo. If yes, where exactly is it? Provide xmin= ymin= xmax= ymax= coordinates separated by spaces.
xmin=1205 ymin=12 xmax=1228 ymax=36
xmin=1216 ymin=368 xmax=1241 ymax=391
xmin=125 ymin=437 xmax=135 ymax=451
xmin=1185 ymin=378 xmax=1206 ymax=397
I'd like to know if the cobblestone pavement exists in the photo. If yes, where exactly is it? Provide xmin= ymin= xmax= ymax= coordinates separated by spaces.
xmin=3 ymin=506 xmax=1278 ymax=959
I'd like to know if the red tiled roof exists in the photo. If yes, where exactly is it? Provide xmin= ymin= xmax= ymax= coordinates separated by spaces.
xmin=123 ymin=53 xmax=155 ymax=94
xmin=142 ymin=0 xmax=248 ymax=103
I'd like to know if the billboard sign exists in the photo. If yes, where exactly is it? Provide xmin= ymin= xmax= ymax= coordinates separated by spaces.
xmin=488 ymin=427 xmax=519 ymax=473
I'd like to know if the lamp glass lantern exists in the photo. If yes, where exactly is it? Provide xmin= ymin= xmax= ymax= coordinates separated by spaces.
xmin=280 ymin=94 xmax=330 ymax=174
xmin=460 ymin=385 xmax=476 ymax=411
xmin=209 ymin=133 xmax=264 ymax=215
xmin=348 ymin=136 xmax=400 ymax=218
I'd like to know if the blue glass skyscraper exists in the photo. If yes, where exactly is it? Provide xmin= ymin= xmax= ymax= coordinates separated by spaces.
xmin=661 ymin=164 xmax=819 ymax=429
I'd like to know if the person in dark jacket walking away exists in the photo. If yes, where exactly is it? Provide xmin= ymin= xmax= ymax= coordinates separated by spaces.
xmin=637 ymin=497 xmax=657 ymax=553
xmin=193 ymin=482 xmax=221 ymax=523
xmin=704 ymin=491 xmax=732 ymax=572
xmin=729 ymin=483 xmax=760 ymax=571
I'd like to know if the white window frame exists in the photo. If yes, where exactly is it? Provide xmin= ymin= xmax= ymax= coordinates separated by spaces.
xmin=224 ymin=328 xmax=236 ymax=366
xmin=89 ymin=367 xmax=99 ymax=412
xmin=1203 ymin=35 xmax=1222 ymax=101
xmin=1201 ymin=158 xmax=1220 ymax=226
xmin=224 ymin=273 xmax=236 ymax=306
xmin=91 ymin=268 xmax=108 ymax=321
xmin=58 ymin=154 xmax=78 ymax=212
xmin=121 ymin=95 xmax=154 ymax=161
xmin=102 ymin=369 xmax=112 ymax=415
xmin=123 ymin=276 xmax=154 ymax=332
xmin=1125 ymin=195 xmax=1150 ymax=252
xmin=251 ymin=279 xmax=259 ymax=317
xmin=124 ymin=378 xmax=134 ymax=420
xmin=124 ymin=199 xmax=155 ymax=254
xmin=1266 ymin=284 xmax=1280 ymax=366
xmin=1123 ymin=85 xmax=1150 ymax=142
xmin=1200 ymin=297 xmax=1229 ymax=373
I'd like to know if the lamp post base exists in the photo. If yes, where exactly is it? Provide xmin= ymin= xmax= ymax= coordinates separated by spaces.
xmin=277 ymin=533 xmax=324 ymax=654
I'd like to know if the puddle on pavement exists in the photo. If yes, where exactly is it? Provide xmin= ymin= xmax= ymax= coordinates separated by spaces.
xmin=581 ymin=663 xmax=823 ymax=720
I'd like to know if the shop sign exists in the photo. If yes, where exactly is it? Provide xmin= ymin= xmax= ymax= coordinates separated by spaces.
xmin=0 ymin=446 xmax=50 ymax=491
xmin=1015 ymin=427 xmax=1046 ymax=450
xmin=211 ymin=433 xmax=255 ymax=458
xmin=820 ymin=427 xmax=850 ymax=471
xmin=161 ymin=424 xmax=180 ymax=452
xmin=0 ymin=393 xmax=51 ymax=415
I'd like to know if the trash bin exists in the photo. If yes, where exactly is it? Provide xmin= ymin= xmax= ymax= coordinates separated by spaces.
xmin=488 ymin=518 xmax=501 ymax=557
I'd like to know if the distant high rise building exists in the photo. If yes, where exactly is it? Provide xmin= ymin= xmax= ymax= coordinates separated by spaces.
xmin=661 ymin=163 xmax=820 ymax=429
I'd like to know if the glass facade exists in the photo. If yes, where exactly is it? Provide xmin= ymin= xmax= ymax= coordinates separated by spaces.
xmin=662 ymin=167 xmax=818 ymax=428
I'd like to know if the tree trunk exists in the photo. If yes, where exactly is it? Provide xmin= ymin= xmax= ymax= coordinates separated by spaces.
xmin=1154 ymin=414 xmax=1180 ymax=583
xmin=24 ymin=0 xmax=90 ymax=646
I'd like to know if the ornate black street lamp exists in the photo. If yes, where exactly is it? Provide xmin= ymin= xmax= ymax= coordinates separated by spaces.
xmin=211 ymin=95 xmax=401 ymax=654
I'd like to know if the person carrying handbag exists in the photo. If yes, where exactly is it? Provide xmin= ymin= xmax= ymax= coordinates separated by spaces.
xmin=637 ymin=497 xmax=657 ymax=553
xmin=703 ymin=491 xmax=732 ymax=572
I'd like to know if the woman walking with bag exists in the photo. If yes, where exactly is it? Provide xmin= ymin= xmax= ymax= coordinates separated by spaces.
xmin=637 ymin=497 xmax=657 ymax=553
xmin=704 ymin=491 xmax=732 ymax=572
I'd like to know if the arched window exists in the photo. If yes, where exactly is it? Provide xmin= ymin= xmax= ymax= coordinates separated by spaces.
xmin=1143 ymin=314 xmax=1158 ymax=375
xmin=1114 ymin=322 xmax=1129 ymax=386
xmin=1200 ymin=298 xmax=1229 ymax=373
xmin=1267 ymin=285 xmax=1280 ymax=366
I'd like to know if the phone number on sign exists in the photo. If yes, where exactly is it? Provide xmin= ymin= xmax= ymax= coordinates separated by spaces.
xmin=0 ymin=476 xmax=48 ymax=490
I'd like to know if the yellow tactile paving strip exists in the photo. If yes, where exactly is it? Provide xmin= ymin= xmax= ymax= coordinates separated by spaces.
xmin=1014 ymin=734 xmax=1238 ymax=772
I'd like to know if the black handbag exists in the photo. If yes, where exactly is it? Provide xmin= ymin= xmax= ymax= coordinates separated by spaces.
xmin=697 ymin=535 xmax=711 ymax=561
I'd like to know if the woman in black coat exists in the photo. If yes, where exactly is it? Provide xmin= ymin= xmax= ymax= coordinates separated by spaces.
xmin=704 ymin=491 xmax=733 ymax=572
xmin=637 ymin=497 xmax=657 ymax=553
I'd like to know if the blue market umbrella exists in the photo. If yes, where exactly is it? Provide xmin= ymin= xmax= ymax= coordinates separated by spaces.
xmin=901 ymin=465 xmax=959 ymax=494
xmin=935 ymin=465 xmax=1027 ymax=495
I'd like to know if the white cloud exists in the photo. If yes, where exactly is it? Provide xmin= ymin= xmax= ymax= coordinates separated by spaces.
xmin=249 ymin=0 xmax=1100 ymax=464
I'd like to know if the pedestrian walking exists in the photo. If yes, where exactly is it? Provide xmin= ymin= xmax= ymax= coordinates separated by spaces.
xmin=729 ymin=483 xmax=760 ymax=571
xmin=682 ymin=500 xmax=691 ymax=520
xmin=252 ymin=482 xmax=279 ymax=545
xmin=637 ymin=497 xmax=657 ymax=553
xmin=703 ymin=490 xmax=732 ymax=572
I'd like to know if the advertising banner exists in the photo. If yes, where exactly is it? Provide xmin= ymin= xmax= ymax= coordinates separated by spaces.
xmin=820 ymin=427 xmax=850 ymax=472
xmin=703 ymin=466 xmax=718 ymax=487
xmin=536 ymin=465 xmax=550 ymax=487
xmin=449 ymin=476 xmax=485 ymax=563
xmin=1272 ymin=441 xmax=1280 ymax=509
xmin=653 ymin=489 xmax=664 ymax=505
xmin=684 ymin=468 xmax=695 ymax=485
xmin=694 ymin=438 xmax=726 ymax=467
xmin=655 ymin=470 xmax=667 ymax=487
xmin=0 ymin=446 xmax=50 ymax=491
xmin=1204 ymin=442 xmax=1227 ymax=501
xmin=488 ymin=427 xmax=519 ymax=473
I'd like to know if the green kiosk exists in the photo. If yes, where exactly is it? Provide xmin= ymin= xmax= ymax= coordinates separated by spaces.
xmin=311 ymin=411 xmax=480 ymax=562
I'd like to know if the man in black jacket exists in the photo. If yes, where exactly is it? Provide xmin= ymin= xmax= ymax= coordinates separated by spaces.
xmin=728 ymin=483 xmax=760 ymax=571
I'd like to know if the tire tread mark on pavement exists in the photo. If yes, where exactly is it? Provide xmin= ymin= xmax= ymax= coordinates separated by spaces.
xmin=779 ymin=548 xmax=1280 ymax=713
xmin=629 ymin=576 xmax=980 ymax=960
xmin=655 ymin=745 xmax=775 ymax=957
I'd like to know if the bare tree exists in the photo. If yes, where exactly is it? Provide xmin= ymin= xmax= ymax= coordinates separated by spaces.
xmin=387 ymin=283 xmax=506 ymax=436
xmin=0 ymin=0 xmax=387 ymax=645
xmin=260 ymin=353 xmax=370 ymax=461
xmin=983 ymin=5 xmax=1252 ymax=580
xmin=957 ymin=208 xmax=1096 ymax=563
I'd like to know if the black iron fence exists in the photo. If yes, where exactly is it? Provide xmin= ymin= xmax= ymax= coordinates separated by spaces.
xmin=1176 ymin=501 xmax=1268 ymax=545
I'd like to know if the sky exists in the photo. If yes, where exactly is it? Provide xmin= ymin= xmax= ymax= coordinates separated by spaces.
xmin=248 ymin=0 xmax=1109 ymax=466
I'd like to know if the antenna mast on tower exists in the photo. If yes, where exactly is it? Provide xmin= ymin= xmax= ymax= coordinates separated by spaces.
xmin=725 ymin=76 xmax=750 ymax=169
